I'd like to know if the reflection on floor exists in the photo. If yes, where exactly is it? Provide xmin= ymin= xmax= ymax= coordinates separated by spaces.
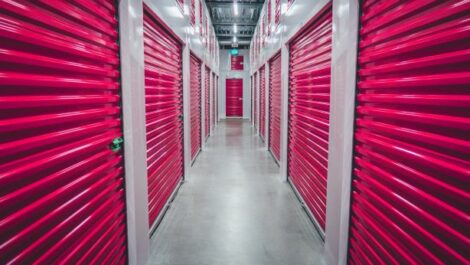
xmin=148 ymin=119 xmax=325 ymax=265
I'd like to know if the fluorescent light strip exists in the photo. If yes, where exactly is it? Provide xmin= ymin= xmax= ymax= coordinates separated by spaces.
xmin=234 ymin=1 xmax=239 ymax=16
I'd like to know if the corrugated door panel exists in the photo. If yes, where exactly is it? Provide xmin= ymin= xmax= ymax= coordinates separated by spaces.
xmin=225 ymin=79 xmax=243 ymax=117
xmin=251 ymin=75 xmax=254 ymax=123
xmin=211 ymin=72 xmax=216 ymax=130
xmin=190 ymin=0 xmax=196 ymax=27
xmin=205 ymin=67 xmax=210 ymax=140
xmin=260 ymin=66 xmax=266 ymax=141
xmin=0 ymin=1 xmax=127 ymax=264
xmin=190 ymin=54 xmax=202 ymax=161
xmin=143 ymin=7 xmax=183 ymax=228
xmin=216 ymin=75 xmax=219 ymax=124
xmin=254 ymin=73 xmax=258 ymax=130
xmin=269 ymin=52 xmax=281 ymax=162
xmin=275 ymin=0 xmax=281 ymax=27
xmin=348 ymin=1 xmax=470 ymax=264
xmin=288 ymin=3 xmax=332 ymax=231
xmin=231 ymin=55 xmax=244 ymax=71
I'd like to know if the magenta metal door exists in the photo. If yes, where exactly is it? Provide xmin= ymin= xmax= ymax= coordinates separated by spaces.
xmin=143 ymin=6 xmax=184 ymax=229
xmin=269 ymin=52 xmax=281 ymax=162
xmin=0 ymin=1 xmax=127 ymax=263
xmin=226 ymin=78 xmax=243 ymax=117
xmin=254 ymin=73 xmax=258 ymax=129
xmin=251 ymin=76 xmax=254 ymax=124
xmin=259 ymin=66 xmax=266 ymax=141
xmin=231 ymin=55 xmax=244 ymax=71
xmin=204 ymin=67 xmax=210 ymax=140
xmin=348 ymin=1 xmax=470 ymax=264
xmin=190 ymin=54 xmax=202 ymax=161
xmin=288 ymin=3 xmax=332 ymax=232
xmin=216 ymin=75 xmax=219 ymax=124
xmin=211 ymin=72 xmax=216 ymax=130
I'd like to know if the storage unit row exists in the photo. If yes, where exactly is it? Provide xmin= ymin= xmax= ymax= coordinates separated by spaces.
xmin=0 ymin=2 xmax=219 ymax=264
xmin=251 ymin=1 xmax=469 ymax=264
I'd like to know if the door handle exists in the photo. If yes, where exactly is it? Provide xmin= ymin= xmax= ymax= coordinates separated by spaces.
xmin=110 ymin=137 xmax=124 ymax=152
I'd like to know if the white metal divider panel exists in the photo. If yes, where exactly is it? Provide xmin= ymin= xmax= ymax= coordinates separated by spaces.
xmin=190 ymin=54 xmax=202 ymax=162
xmin=259 ymin=66 xmax=266 ymax=141
xmin=0 ymin=1 xmax=127 ymax=263
xmin=348 ymin=1 xmax=470 ymax=264
xmin=143 ymin=6 xmax=184 ymax=230
xmin=269 ymin=52 xmax=282 ymax=162
xmin=288 ymin=3 xmax=332 ymax=232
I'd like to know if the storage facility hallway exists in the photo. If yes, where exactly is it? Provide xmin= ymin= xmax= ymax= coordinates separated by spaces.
xmin=149 ymin=119 xmax=324 ymax=265
xmin=1 ymin=1 xmax=468 ymax=265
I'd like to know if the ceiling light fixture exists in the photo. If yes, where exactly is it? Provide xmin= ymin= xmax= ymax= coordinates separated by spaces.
xmin=234 ymin=1 xmax=239 ymax=16
xmin=233 ymin=36 xmax=237 ymax=43
xmin=233 ymin=24 xmax=238 ymax=33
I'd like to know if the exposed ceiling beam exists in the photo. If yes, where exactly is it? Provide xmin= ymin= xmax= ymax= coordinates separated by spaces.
xmin=206 ymin=1 xmax=264 ymax=8
xmin=207 ymin=2 xmax=262 ymax=8
xmin=219 ymin=41 xmax=251 ymax=45
xmin=217 ymin=34 xmax=253 ymax=37
xmin=212 ymin=22 xmax=257 ymax=26
xmin=206 ymin=0 xmax=264 ymax=3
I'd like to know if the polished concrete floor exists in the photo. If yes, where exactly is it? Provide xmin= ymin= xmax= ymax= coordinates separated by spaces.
xmin=148 ymin=119 xmax=325 ymax=265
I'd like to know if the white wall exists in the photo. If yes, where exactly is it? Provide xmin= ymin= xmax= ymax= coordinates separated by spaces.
xmin=218 ymin=49 xmax=251 ymax=120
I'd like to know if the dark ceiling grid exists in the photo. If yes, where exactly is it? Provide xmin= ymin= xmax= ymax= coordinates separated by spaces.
xmin=206 ymin=0 xmax=265 ymax=49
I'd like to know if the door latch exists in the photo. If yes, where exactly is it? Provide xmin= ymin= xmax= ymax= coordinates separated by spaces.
xmin=110 ymin=137 xmax=124 ymax=152
xmin=179 ymin=114 xmax=184 ymax=121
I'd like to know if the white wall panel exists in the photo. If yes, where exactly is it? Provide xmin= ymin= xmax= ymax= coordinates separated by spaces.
xmin=119 ymin=1 xmax=150 ymax=265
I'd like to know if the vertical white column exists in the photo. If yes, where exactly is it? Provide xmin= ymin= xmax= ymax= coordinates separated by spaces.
xmin=119 ymin=1 xmax=150 ymax=264
xmin=201 ymin=63 xmax=206 ymax=149
xmin=264 ymin=63 xmax=270 ymax=150
xmin=325 ymin=1 xmax=360 ymax=265
xmin=279 ymin=44 xmax=290 ymax=182
xmin=182 ymin=45 xmax=191 ymax=179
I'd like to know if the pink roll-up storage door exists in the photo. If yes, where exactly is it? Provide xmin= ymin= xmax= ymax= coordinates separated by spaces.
xmin=231 ymin=55 xmax=244 ymax=71
xmin=216 ymin=75 xmax=219 ymax=124
xmin=269 ymin=52 xmax=281 ymax=162
xmin=0 ymin=1 xmax=127 ymax=264
xmin=254 ymin=73 xmax=258 ymax=130
xmin=260 ymin=66 xmax=266 ymax=141
xmin=251 ymin=76 xmax=254 ymax=124
xmin=225 ymin=79 xmax=243 ymax=117
xmin=143 ymin=6 xmax=184 ymax=229
xmin=205 ymin=67 xmax=210 ymax=140
xmin=190 ymin=54 xmax=202 ymax=161
xmin=211 ymin=72 xmax=216 ymax=130
xmin=288 ymin=3 xmax=332 ymax=232
xmin=348 ymin=1 xmax=470 ymax=264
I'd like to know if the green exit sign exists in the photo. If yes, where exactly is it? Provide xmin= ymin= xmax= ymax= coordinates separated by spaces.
xmin=230 ymin=49 xmax=239 ymax=55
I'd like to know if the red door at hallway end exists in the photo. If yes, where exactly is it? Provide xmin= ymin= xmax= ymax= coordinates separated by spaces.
xmin=226 ymin=78 xmax=243 ymax=117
